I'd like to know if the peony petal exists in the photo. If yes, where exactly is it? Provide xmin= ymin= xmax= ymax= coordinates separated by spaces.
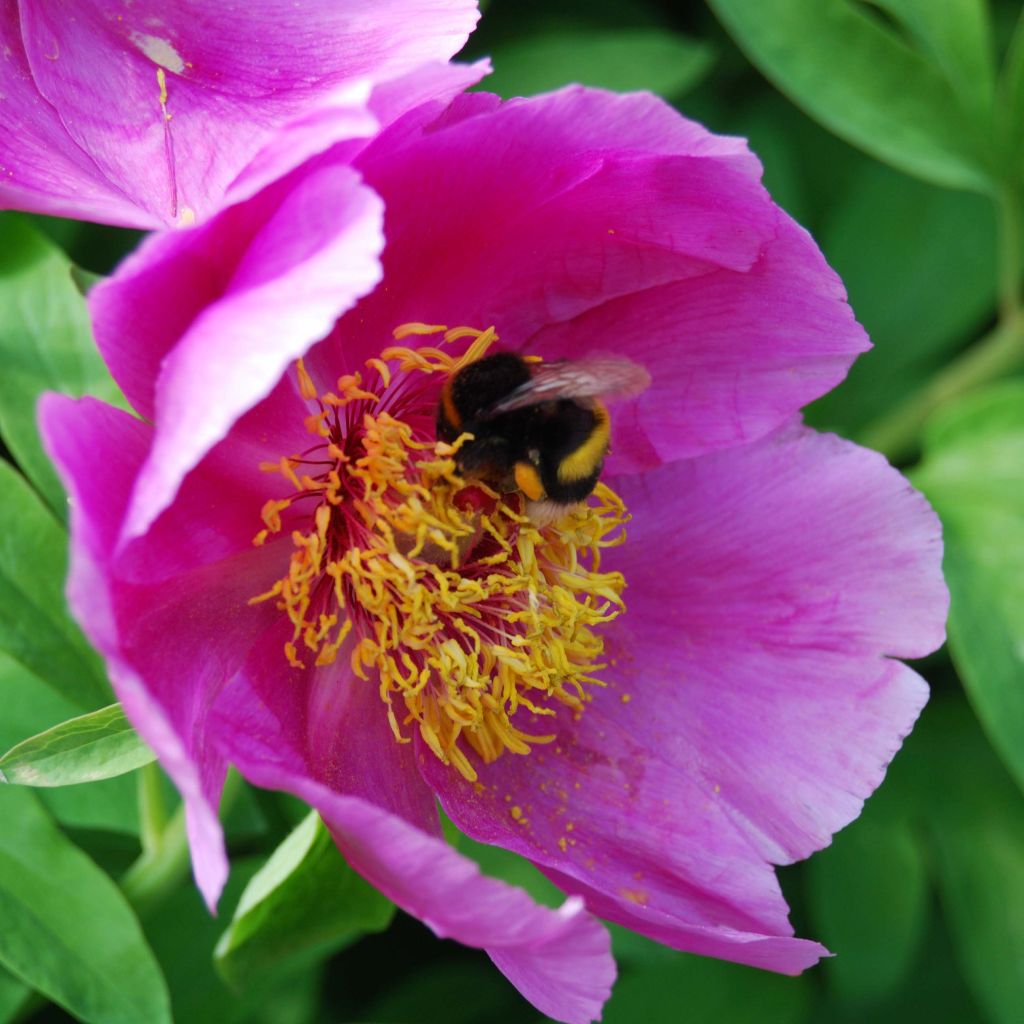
xmin=39 ymin=395 xmax=286 ymax=905
xmin=0 ymin=5 xmax=147 ymax=226
xmin=214 ymin=625 xmax=439 ymax=835
xmin=302 ymin=87 xmax=864 ymax=463
xmin=91 ymin=163 xmax=385 ymax=542
xmin=225 ymin=60 xmax=492 ymax=209
xmin=422 ymin=422 xmax=945 ymax=966
xmin=532 ymin=215 xmax=870 ymax=470
xmin=309 ymin=87 xmax=777 ymax=376
xmin=210 ymin=664 xmax=614 ymax=1024
xmin=4 ymin=0 xmax=480 ymax=226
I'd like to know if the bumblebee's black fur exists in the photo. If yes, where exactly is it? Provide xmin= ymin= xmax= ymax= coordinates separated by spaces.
xmin=437 ymin=353 xmax=605 ymax=505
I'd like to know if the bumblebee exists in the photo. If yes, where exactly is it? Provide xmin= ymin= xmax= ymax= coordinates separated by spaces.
xmin=437 ymin=351 xmax=650 ymax=509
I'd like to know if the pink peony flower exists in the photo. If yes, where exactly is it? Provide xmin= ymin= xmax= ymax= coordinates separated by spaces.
xmin=40 ymin=78 xmax=948 ymax=1024
xmin=0 ymin=0 xmax=479 ymax=227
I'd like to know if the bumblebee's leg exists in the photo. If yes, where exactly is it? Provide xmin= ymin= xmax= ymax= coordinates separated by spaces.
xmin=513 ymin=461 xmax=546 ymax=501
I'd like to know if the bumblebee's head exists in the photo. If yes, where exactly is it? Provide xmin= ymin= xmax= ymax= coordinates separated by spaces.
xmin=437 ymin=352 xmax=532 ymax=442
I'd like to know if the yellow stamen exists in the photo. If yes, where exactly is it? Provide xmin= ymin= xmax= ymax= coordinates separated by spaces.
xmin=251 ymin=327 xmax=630 ymax=781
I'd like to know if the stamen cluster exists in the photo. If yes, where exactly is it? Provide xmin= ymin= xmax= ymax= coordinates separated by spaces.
xmin=251 ymin=327 xmax=629 ymax=781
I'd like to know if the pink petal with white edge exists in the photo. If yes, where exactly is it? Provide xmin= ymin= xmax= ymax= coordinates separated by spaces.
xmin=422 ymin=422 xmax=946 ymax=968
xmin=107 ymin=164 xmax=384 ymax=543
xmin=209 ymin=665 xmax=614 ymax=1024
xmin=6 ymin=0 xmax=479 ymax=226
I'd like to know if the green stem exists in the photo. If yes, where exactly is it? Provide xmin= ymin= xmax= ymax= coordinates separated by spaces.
xmin=860 ymin=316 xmax=1024 ymax=461
xmin=998 ymin=185 xmax=1023 ymax=325
xmin=137 ymin=761 xmax=168 ymax=856
xmin=121 ymin=768 xmax=244 ymax=915
xmin=860 ymin=185 xmax=1024 ymax=462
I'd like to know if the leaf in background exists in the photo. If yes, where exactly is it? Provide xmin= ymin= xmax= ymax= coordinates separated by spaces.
xmin=707 ymin=0 xmax=996 ymax=192
xmin=215 ymin=811 xmax=394 ymax=986
xmin=482 ymin=28 xmax=715 ymax=99
xmin=144 ymin=856 xmax=322 ymax=1024
xmin=913 ymin=700 xmax=1024 ymax=1024
xmin=603 ymin=944 xmax=809 ymax=1024
xmin=806 ymin=814 xmax=928 ymax=1005
xmin=866 ymin=0 xmax=996 ymax=123
xmin=0 ymin=653 xmax=138 ymax=834
xmin=0 ymin=787 xmax=170 ymax=1024
xmin=997 ymin=6 xmax=1024 ymax=182
xmin=913 ymin=382 xmax=1024 ymax=796
xmin=362 ymin=958 xmax=530 ymax=1024
xmin=0 ymin=460 xmax=109 ymax=710
xmin=0 ymin=967 xmax=29 ymax=1024
xmin=0 ymin=213 xmax=123 ymax=518
xmin=807 ymin=161 xmax=997 ymax=437
xmin=0 ymin=703 xmax=154 ymax=787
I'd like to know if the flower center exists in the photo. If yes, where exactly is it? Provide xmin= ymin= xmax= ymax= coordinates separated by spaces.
xmin=250 ymin=325 xmax=629 ymax=782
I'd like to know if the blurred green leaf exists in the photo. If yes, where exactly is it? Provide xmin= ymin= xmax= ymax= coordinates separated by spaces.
xmin=0 ymin=213 xmax=123 ymax=517
xmin=913 ymin=382 xmax=1024 ymax=795
xmin=0 ymin=703 xmax=154 ymax=787
xmin=0 ymin=786 xmax=170 ymax=1024
xmin=866 ymin=0 xmax=996 ymax=121
xmin=914 ymin=700 xmax=1024 ymax=1024
xmin=0 ymin=967 xmax=29 ymax=1024
xmin=708 ymin=0 xmax=996 ymax=191
xmin=483 ymin=28 xmax=715 ymax=98
xmin=364 ymin=957 xmax=528 ymax=1024
xmin=808 ymin=161 xmax=996 ymax=436
xmin=0 ymin=653 xmax=138 ymax=833
xmin=215 ymin=811 xmax=394 ymax=986
xmin=998 ymin=7 xmax=1024 ymax=181
xmin=145 ymin=856 xmax=322 ymax=1024
xmin=0 ymin=460 xmax=109 ymax=710
xmin=806 ymin=815 xmax=928 ymax=1005
xmin=603 ymin=952 xmax=809 ymax=1024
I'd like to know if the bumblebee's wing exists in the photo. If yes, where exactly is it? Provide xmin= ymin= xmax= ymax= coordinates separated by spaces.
xmin=485 ymin=356 xmax=650 ymax=416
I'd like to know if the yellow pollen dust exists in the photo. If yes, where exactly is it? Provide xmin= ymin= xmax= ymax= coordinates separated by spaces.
xmin=251 ymin=325 xmax=630 ymax=782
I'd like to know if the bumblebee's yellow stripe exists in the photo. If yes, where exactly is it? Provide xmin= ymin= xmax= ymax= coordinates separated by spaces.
xmin=557 ymin=402 xmax=609 ymax=483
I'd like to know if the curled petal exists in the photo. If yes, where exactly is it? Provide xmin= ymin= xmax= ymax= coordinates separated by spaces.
xmin=309 ymin=86 xmax=865 ymax=464
xmin=2 ymin=0 xmax=480 ymax=225
xmin=90 ymin=164 xmax=385 ymax=543
xmin=210 ymin=665 xmax=615 ymax=1024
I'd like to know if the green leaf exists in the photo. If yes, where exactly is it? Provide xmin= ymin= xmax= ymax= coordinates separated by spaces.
xmin=0 ymin=967 xmax=30 ymax=1024
xmin=997 ymin=7 xmax=1024 ymax=182
xmin=0 ymin=786 xmax=170 ymax=1024
xmin=866 ymin=0 xmax=996 ymax=121
xmin=0 ymin=653 xmax=138 ymax=833
xmin=0 ymin=703 xmax=154 ymax=787
xmin=0 ymin=460 xmax=109 ymax=710
xmin=806 ymin=814 xmax=928 ymax=1005
xmin=807 ymin=161 xmax=997 ymax=437
xmin=914 ymin=700 xmax=1024 ymax=1024
xmin=482 ymin=28 xmax=715 ymax=99
xmin=708 ymin=0 xmax=996 ymax=191
xmin=912 ymin=382 xmax=1024 ymax=795
xmin=214 ymin=811 xmax=394 ymax=985
xmin=0 ymin=213 xmax=123 ymax=518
